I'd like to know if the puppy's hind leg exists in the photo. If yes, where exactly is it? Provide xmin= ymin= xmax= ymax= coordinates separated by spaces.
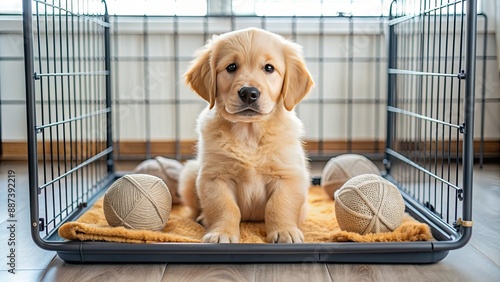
xmin=179 ymin=160 xmax=201 ymax=219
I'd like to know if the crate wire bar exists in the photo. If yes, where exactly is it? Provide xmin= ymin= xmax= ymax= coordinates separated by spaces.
xmin=23 ymin=0 xmax=477 ymax=263
xmin=385 ymin=0 xmax=475 ymax=247
xmin=24 ymin=0 xmax=113 ymax=242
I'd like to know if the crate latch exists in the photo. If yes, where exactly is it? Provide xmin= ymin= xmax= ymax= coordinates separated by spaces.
xmin=457 ymin=70 xmax=466 ymax=80
xmin=38 ymin=218 xmax=45 ymax=231
xmin=456 ymin=218 xmax=473 ymax=228
xmin=459 ymin=123 xmax=466 ymax=134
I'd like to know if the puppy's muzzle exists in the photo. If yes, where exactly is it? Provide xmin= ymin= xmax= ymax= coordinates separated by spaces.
xmin=238 ymin=86 xmax=260 ymax=105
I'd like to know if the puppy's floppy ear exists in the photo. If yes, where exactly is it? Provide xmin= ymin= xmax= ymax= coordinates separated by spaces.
xmin=281 ymin=41 xmax=314 ymax=111
xmin=184 ymin=39 xmax=217 ymax=109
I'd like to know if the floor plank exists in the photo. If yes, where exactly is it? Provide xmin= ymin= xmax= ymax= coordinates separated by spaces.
xmin=0 ymin=162 xmax=57 ymax=274
xmin=162 ymin=264 xmax=255 ymax=282
xmin=0 ymin=207 xmax=56 ymax=271
xmin=0 ymin=161 xmax=30 ymax=224
xmin=0 ymin=269 xmax=45 ymax=282
xmin=439 ymin=243 xmax=500 ymax=282
xmin=254 ymin=263 xmax=332 ymax=282
xmin=39 ymin=256 xmax=166 ymax=282
xmin=327 ymin=264 xmax=396 ymax=282
xmin=327 ymin=243 xmax=500 ymax=282
xmin=468 ymin=164 xmax=500 ymax=265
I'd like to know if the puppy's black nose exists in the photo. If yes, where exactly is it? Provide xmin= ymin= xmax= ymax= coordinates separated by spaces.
xmin=238 ymin=86 xmax=260 ymax=104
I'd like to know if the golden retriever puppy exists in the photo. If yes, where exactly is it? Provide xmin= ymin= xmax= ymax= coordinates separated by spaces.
xmin=180 ymin=28 xmax=314 ymax=243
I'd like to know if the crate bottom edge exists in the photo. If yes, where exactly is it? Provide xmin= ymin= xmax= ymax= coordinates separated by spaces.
xmin=57 ymin=250 xmax=449 ymax=264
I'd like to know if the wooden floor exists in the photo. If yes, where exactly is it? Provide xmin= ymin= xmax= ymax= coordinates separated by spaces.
xmin=0 ymin=160 xmax=499 ymax=282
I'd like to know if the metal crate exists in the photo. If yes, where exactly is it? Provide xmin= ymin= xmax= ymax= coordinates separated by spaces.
xmin=24 ymin=0 xmax=477 ymax=263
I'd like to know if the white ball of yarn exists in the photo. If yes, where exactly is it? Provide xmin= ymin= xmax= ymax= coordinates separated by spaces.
xmin=334 ymin=174 xmax=405 ymax=235
xmin=321 ymin=154 xmax=381 ymax=199
xmin=103 ymin=174 xmax=172 ymax=231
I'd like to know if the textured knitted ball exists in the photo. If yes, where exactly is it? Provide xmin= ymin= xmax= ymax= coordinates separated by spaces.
xmin=321 ymin=154 xmax=381 ymax=199
xmin=334 ymin=174 xmax=405 ymax=235
xmin=103 ymin=174 xmax=172 ymax=231
xmin=134 ymin=156 xmax=183 ymax=204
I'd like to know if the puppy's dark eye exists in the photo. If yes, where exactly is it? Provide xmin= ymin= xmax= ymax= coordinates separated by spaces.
xmin=264 ymin=64 xmax=275 ymax=73
xmin=226 ymin=63 xmax=237 ymax=73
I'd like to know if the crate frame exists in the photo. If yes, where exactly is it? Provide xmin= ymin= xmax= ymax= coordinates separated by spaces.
xmin=23 ymin=0 xmax=476 ymax=263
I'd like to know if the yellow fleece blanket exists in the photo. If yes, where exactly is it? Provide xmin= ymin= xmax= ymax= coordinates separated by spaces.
xmin=59 ymin=186 xmax=432 ymax=243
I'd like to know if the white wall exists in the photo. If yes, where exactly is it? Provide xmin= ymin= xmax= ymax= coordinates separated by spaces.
xmin=1 ymin=15 xmax=499 ymax=145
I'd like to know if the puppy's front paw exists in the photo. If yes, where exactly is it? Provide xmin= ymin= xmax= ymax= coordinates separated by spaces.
xmin=268 ymin=228 xmax=304 ymax=243
xmin=203 ymin=231 xmax=239 ymax=243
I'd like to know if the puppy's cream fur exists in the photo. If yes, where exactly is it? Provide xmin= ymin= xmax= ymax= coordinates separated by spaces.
xmin=180 ymin=28 xmax=314 ymax=243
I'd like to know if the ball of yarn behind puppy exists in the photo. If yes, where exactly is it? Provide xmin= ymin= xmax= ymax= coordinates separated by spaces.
xmin=321 ymin=154 xmax=380 ymax=199
xmin=134 ymin=156 xmax=183 ymax=204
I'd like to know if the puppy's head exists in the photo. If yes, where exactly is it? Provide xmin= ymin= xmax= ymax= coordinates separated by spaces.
xmin=185 ymin=28 xmax=314 ymax=123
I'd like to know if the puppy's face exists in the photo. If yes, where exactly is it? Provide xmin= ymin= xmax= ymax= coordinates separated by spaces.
xmin=185 ymin=28 xmax=313 ymax=123
xmin=215 ymin=34 xmax=284 ymax=122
